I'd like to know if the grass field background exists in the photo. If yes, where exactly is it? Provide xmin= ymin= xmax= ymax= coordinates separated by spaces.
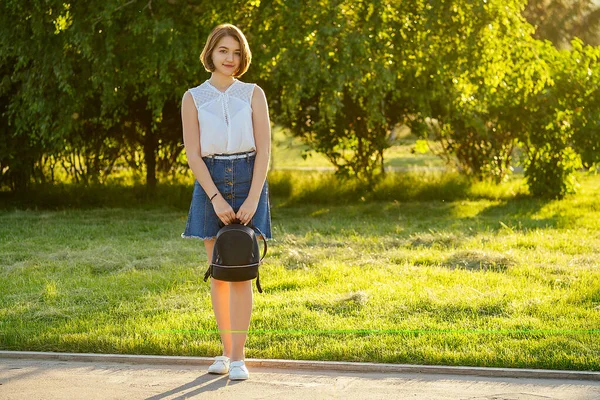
xmin=270 ymin=125 xmax=446 ymax=170
xmin=1 ymin=129 xmax=599 ymax=370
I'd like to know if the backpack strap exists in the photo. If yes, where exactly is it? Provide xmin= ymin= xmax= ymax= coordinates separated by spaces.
xmin=256 ymin=270 xmax=263 ymax=293
xmin=251 ymin=225 xmax=266 ymax=293
xmin=203 ymin=265 xmax=212 ymax=282
xmin=251 ymin=225 xmax=268 ymax=262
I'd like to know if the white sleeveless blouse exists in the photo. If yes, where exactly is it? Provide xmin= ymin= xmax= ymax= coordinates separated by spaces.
xmin=188 ymin=79 xmax=256 ymax=157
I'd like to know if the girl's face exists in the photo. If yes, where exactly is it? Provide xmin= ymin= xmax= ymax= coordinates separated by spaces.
xmin=211 ymin=35 xmax=241 ymax=77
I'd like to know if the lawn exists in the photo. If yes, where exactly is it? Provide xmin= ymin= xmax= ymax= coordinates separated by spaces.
xmin=1 ymin=167 xmax=599 ymax=370
xmin=1 ymin=128 xmax=599 ymax=370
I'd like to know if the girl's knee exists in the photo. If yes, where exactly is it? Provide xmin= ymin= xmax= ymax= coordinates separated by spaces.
xmin=230 ymin=280 xmax=252 ymax=289
xmin=211 ymin=278 xmax=230 ymax=288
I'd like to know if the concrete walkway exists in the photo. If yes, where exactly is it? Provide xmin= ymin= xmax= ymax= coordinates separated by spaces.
xmin=1 ymin=352 xmax=599 ymax=400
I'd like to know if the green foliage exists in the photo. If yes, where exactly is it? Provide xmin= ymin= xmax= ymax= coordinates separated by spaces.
xmin=1 ymin=0 xmax=599 ymax=198
xmin=404 ymin=1 xmax=550 ymax=183
xmin=518 ymin=39 xmax=598 ymax=198
xmin=0 ymin=0 xmax=232 ymax=189
xmin=524 ymin=145 xmax=582 ymax=198
xmin=0 ymin=170 xmax=530 ymax=210
xmin=397 ymin=2 xmax=599 ymax=197
xmin=566 ymin=40 xmax=600 ymax=170
xmin=256 ymin=0 xmax=398 ymax=184
xmin=0 ymin=182 xmax=193 ymax=210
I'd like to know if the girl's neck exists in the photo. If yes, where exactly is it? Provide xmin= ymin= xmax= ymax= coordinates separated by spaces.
xmin=209 ymin=73 xmax=236 ymax=89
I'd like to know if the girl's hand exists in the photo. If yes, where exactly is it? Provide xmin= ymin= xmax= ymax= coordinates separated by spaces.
xmin=212 ymin=195 xmax=236 ymax=225
xmin=236 ymin=197 xmax=259 ymax=225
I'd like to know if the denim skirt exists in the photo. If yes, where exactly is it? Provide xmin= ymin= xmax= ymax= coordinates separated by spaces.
xmin=181 ymin=152 xmax=272 ymax=240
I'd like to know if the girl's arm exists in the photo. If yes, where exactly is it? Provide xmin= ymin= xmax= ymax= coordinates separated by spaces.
xmin=235 ymin=85 xmax=271 ymax=225
xmin=182 ymin=91 xmax=236 ymax=225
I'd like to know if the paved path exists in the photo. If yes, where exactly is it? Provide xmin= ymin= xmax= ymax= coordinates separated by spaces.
xmin=2 ymin=357 xmax=600 ymax=400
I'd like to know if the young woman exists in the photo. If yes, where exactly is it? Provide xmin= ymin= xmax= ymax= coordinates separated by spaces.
xmin=180 ymin=23 xmax=272 ymax=381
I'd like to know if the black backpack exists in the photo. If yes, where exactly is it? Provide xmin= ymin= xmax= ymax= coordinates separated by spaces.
xmin=203 ymin=223 xmax=267 ymax=293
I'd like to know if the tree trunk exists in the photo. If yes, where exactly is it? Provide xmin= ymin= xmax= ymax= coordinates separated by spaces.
xmin=144 ymin=130 xmax=158 ymax=189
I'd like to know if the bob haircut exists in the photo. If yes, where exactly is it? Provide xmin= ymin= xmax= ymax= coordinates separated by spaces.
xmin=200 ymin=24 xmax=252 ymax=78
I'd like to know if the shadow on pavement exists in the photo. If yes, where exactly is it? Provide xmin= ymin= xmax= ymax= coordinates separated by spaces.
xmin=145 ymin=373 xmax=242 ymax=400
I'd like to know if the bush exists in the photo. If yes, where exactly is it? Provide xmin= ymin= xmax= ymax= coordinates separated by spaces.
xmin=524 ymin=145 xmax=582 ymax=198
xmin=0 ymin=171 xmax=531 ymax=210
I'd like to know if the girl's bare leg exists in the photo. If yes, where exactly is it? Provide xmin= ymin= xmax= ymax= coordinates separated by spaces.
xmin=229 ymin=280 xmax=253 ymax=361
xmin=204 ymin=239 xmax=232 ymax=358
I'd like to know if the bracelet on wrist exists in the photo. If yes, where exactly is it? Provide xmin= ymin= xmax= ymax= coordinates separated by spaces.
xmin=209 ymin=193 xmax=218 ymax=202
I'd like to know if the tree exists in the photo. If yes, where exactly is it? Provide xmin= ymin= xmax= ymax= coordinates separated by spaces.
xmin=523 ymin=0 xmax=600 ymax=48
xmin=252 ymin=0 xmax=401 ymax=184
xmin=521 ymin=39 xmax=600 ymax=197
xmin=2 ymin=0 xmax=598 ymax=198
xmin=0 ymin=0 xmax=243 ymax=189
xmin=389 ymin=0 xmax=553 ymax=183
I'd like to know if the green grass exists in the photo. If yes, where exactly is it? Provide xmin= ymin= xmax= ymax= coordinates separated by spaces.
xmin=270 ymin=125 xmax=444 ymax=170
xmin=1 ymin=128 xmax=598 ymax=369
xmin=0 ymin=168 xmax=528 ymax=210
xmin=1 ymin=173 xmax=599 ymax=370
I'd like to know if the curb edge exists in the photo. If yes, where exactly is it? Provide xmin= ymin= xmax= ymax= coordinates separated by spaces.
xmin=1 ymin=351 xmax=599 ymax=381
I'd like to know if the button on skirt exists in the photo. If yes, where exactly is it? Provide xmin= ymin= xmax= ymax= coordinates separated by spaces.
xmin=181 ymin=154 xmax=272 ymax=240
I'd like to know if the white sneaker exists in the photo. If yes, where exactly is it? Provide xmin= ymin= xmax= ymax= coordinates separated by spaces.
xmin=228 ymin=360 xmax=249 ymax=380
xmin=207 ymin=356 xmax=230 ymax=374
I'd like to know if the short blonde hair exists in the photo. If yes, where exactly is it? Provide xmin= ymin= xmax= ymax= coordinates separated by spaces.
xmin=200 ymin=24 xmax=252 ymax=78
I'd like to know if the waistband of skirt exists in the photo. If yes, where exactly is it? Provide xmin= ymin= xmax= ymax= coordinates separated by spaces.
xmin=203 ymin=151 xmax=256 ymax=160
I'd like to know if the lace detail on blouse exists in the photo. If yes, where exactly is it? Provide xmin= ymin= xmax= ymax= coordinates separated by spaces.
xmin=187 ymin=79 xmax=257 ymax=157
